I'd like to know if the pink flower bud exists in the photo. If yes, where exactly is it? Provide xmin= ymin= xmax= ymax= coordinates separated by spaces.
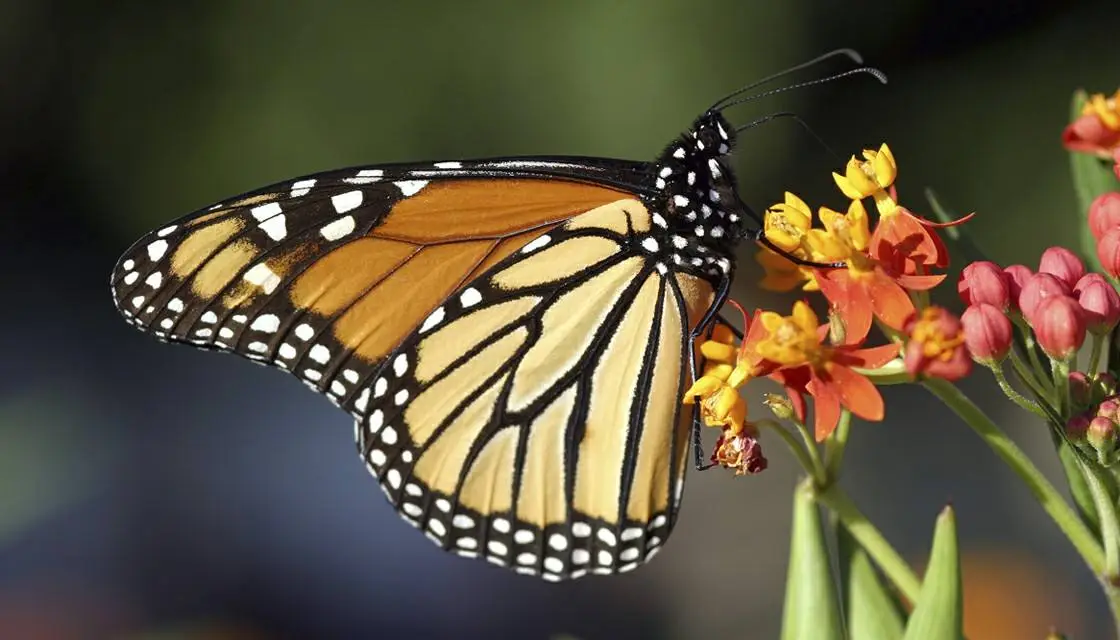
xmin=1075 ymin=274 xmax=1120 ymax=334
xmin=1038 ymin=246 xmax=1086 ymax=289
xmin=1088 ymin=416 xmax=1117 ymax=459
xmin=1099 ymin=373 xmax=1119 ymax=396
xmin=1099 ymin=398 xmax=1120 ymax=421
xmin=1096 ymin=228 xmax=1120 ymax=279
xmin=1069 ymin=371 xmax=1093 ymax=408
xmin=1002 ymin=265 xmax=1033 ymax=311
xmin=1019 ymin=273 xmax=1072 ymax=325
xmin=1068 ymin=413 xmax=1091 ymax=438
xmin=1089 ymin=192 xmax=1120 ymax=242
xmin=1074 ymin=272 xmax=1111 ymax=294
xmin=960 ymin=303 xmax=1012 ymax=363
xmin=958 ymin=261 xmax=1011 ymax=310
xmin=1033 ymin=295 xmax=1086 ymax=360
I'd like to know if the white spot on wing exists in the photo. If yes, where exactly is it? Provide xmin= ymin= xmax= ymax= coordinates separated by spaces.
xmin=395 ymin=180 xmax=428 ymax=196
xmin=167 ymin=298 xmax=184 ymax=313
xmin=259 ymin=214 xmax=287 ymax=241
xmin=309 ymin=344 xmax=331 ymax=364
xmin=419 ymin=307 xmax=445 ymax=333
xmin=521 ymin=235 xmax=550 ymax=253
xmin=345 ymin=169 xmax=383 ymax=184
xmin=250 ymin=313 xmax=280 ymax=333
xmin=331 ymin=190 xmax=363 ymax=214
xmin=123 ymin=272 xmax=138 ymax=285
xmin=277 ymin=343 xmax=297 ymax=359
xmin=147 ymin=240 xmax=168 ymax=261
xmin=122 ymin=259 xmax=135 ymax=270
xmin=250 ymin=202 xmax=282 ymax=221
xmin=320 ymin=215 xmax=356 ymax=241
xmin=393 ymin=354 xmax=408 ymax=377
xmin=353 ymin=388 xmax=370 ymax=412
xmin=294 ymin=323 xmax=314 ymax=341
xmin=157 ymin=225 xmax=177 ymax=237
xmin=200 ymin=311 xmax=217 ymax=324
xmin=290 ymin=179 xmax=316 ymax=197
xmin=433 ymin=161 xmax=462 ymax=169
xmin=144 ymin=272 xmax=162 ymax=288
xmin=460 ymin=288 xmax=482 ymax=307
xmin=243 ymin=263 xmax=280 ymax=294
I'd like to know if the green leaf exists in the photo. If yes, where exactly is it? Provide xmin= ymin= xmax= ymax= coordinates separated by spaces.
xmin=781 ymin=481 xmax=844 ymax=640
xmin=1054 ymin=429 xmax=1102 ymax=539
xmin=1069 ymin=90 xmax=1120 ymax=272
xmin=836 ymin=519 xmax=906 ymax=640
xmin=902 ymin=507 xmax=963 ymax=640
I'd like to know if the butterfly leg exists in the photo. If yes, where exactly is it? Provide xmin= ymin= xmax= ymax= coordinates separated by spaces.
xmin=687 ymin=276 xmax=732 ymax=471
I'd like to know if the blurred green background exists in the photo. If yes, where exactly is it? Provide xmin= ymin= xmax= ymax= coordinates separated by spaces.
xmin=3 ymin=1 xmax=1119 ymax=638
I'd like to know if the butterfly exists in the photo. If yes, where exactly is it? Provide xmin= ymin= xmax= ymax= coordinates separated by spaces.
xmin=108 ymin=51 xmax=879 ymax=582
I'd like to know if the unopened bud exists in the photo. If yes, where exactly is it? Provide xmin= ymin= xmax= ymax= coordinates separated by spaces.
xmin=763 ymin=393 xmax=794 ymax=420
xmin=1098 ymin=372 xmax=1119 ymax=396
xmin=1099 ymin=398 xmax=1120 ymax=421
xmin=1089 ymin=416 xmax=1117 ymax=461
xmin=1067 ymin=413 xmax=1091 ymax=438
xmin=1069 ymin=371 xmax=1093 ymax=409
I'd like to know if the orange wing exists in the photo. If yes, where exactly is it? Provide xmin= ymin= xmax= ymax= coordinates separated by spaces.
xmin=110 ymin=174 xmax=631 ymax=409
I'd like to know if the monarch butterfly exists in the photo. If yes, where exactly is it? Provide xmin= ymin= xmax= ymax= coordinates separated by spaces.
xmin=109 ymin=51 xmax=881 ymax=582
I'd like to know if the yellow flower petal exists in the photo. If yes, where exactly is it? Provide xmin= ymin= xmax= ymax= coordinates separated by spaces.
xmin=872 ymin=143 xmax=897 ymax=186
xmin=701 ymin=340 xmax=737 ymax=363
xmin=702 ymin=362 xmax=734 ymax=381
xmin=682 ymin=375 xmax=723 ymax=403
xmin=726 ymin=363 xmax=752 ymax=388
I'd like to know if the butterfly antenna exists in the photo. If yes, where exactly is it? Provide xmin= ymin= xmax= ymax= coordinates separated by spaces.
xmin=719 ymin=67 xmax=887 ymax=111
xmin=734 ymin=111 xmax=842 ymax=163
xmin=708 ymin=48 xmax=864 ymax=112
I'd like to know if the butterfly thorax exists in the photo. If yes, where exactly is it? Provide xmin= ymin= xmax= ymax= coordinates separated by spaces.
xmin=645 ymin=110 xmax=743 ymax=281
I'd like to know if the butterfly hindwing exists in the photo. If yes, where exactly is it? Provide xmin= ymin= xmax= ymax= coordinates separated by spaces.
xmin=354 ymin=198 xmax=715 ymax=581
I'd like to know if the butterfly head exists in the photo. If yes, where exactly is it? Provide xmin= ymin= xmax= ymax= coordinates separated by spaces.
xmin=646 ymin=110 xmax=744 ymax=280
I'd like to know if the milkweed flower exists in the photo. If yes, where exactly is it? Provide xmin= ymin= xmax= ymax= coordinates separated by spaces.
xmin=1062 ymin=89 xmax=1120 ymax=157
xmin=902 ymin=306 xmax=972 ymax=381
xmin=759 ymin=144 xmax=954 ymax=344
xmin=833 ymin=143 xmax=897 ymax=209
xmin=682 ymin=309 xmax=770 ymax=475
xmin=750 ymin=301 xmax=899 ymax=441
xmin=1098 ymin=228 xmax=1120 ymax=279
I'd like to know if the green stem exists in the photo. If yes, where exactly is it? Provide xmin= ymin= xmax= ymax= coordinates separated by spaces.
xmin=815 ymin=482 xmax=922 ymax=603
xmin=989 ymin=361 xmax=1047 ymax=418
xmin=792 ymin=418 xmax=828 ymax=486
xmin=823 ymin=410 xmax=852 ymax=485
xmin=1090 ymin=333 xmax=1107 ymax=375
xmin=1017 ymin=319 xmax=1051 ymax=383
xmin=1009 ymin=344 xmax=1054 ymax=403
xmin=1079 ymin=455 xmax=1120 ymax=579
xmin=758 ymin=419 xmax=824 ymax=484
xmin=1053 ymin=359 xmax=1071 ymax=417
xmin=923 ymin=378 xmax=1105 ymax=575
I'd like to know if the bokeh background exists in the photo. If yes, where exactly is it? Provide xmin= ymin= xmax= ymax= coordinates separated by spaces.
xmin=3 ymin=1 xmax=1119 ymax=638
